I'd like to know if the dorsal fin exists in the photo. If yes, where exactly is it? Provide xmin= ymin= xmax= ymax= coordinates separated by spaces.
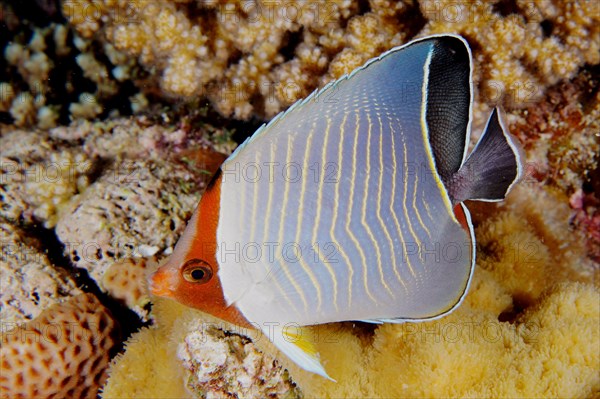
xmin=424 ymin=36 xmax=473 ymax=183
xmin=447 ymin=107 xmax=523 ymax=203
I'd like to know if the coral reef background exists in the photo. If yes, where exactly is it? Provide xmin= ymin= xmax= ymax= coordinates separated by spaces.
xmin=1 ymin=0 xmax=599 ymax=398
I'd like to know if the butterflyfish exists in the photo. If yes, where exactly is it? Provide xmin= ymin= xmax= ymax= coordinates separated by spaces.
xmin=150 ymin=34 xmax=523 ymax=380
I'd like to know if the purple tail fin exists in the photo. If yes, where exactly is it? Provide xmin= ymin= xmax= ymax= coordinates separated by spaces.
xmin=447 ymin=108 xmax=523 ymax=203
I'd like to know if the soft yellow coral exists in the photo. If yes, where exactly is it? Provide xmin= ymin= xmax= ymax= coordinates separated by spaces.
xmin=101 ymin=322 xmax=190 ymax=398
xmin=102 ymin=298 xmax=300 ymax=398
xmin=103 ymin=279 xmax=599 ymax=398
xmin=474 ymin=185 xmax=591 ymax=303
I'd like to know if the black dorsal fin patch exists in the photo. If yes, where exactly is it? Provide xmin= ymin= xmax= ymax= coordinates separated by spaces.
xmin=447 ymin=108 xmax=523 ymax=203
xmin=425 ymin=36 xmax=472 ymax=184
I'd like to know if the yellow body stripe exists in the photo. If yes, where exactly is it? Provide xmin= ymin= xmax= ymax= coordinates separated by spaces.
xmin=294 ymin=122 xmax=324 ymax=311
xmin=346 ymin=113 xmax=377 ymax=303
xmin=261 ymin=143 xmax=277 ymax=246
xmin=277 ymin=134 xmax=310 ymax=311
xmin=311 ymin=116 xmax=340 ymax=312
xmin=423 ymin=200 xmax=434 ymax=225
xmin=248 ymin=149 xmax=260 ymax=242
xmin=329 ymin=113 xmax=356 ymax=307
xmin=411 ymin=157 xmax=432 ymax=240
xmin=257 ymin=141 xmax=298 ymax=311
xmin=373 ymin=111 xmax=408 ymax=291
xmin=362 ymin=112 xmax=394 ymax=297
xmin=401 ymin=140 xmax=424 ymax=261
xmin=388 ymin=115 xmax=417 ymax=278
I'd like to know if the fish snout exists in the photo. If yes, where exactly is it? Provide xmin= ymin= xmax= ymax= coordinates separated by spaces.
xmin=149 ymin=266 xmax=178 ymax=298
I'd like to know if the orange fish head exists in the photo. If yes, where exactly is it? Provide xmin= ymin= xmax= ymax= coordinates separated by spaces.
xmin=148 ymin=170 xmax=251 ymax=328
xmin=149 ymin=255 xmax=223 ymax=311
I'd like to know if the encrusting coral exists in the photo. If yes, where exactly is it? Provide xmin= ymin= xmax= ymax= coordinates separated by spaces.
xmin=54 ymin=155 xmax=210 ymax=283
xmin=6 ymin=115 xmax=231 ymax=287
xmin=0 ymin=293 xmax=120 ymax=399
xmin=63 ymin=0 xmax=600 ymax=121
xmin=179 ymin=320 xmax=301 ymax=398
xmin=508 ymin=64 xmax=600 ymax=263
xmin=0 ymin=221 xmax=82 ymax=323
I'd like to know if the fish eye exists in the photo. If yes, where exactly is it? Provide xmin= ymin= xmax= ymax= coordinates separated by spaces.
xmin=182 ymin=259 xmax=213 ymax=284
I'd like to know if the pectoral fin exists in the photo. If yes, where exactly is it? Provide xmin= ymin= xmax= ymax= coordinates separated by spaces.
xmin=263 ymin=324 xmax=335 ymax=381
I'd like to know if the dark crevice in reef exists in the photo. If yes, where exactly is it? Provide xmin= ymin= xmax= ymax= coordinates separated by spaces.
xmin=4 ymin=0 xmax=65 ymax=27
xmin=280 ymin=29 xmax=304 ymax=63
xmin=0 ymin=111 xmax=13 ymax=124
xmin=25 ymin=224 xmax=149 ymax=352
xmin=83 ymin=156 xmax=112 ymax=187
xmin=579 ymin=64 xmax=600 ymax=114
xmin=230 ymin=115 xmax=264 ymax=144
xmin=492 ymin=0 xmax=521 ymax=17
xmin=584 ymin=161 xmax=600 ymax=199
xmin=356 ymin=0 xmax=371 ymax=16
xmin=341 ymin=321 xmax=379 ymax=347
xmin=497 ymin=295 xmax=532 ymax=324
xmin=540 ymin=19 xmax=554 ymax=38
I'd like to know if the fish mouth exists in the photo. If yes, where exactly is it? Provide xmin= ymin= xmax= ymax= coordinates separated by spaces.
xmin=149 ymin=267 xmax=178 ymax=298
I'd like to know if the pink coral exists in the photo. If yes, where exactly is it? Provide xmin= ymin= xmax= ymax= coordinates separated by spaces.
xmin=0 ymin=294 xmax=119 ymax=399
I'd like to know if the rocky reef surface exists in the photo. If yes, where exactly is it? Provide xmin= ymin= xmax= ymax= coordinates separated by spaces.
xmin=1 ymin=1 xmax=599 ymax=398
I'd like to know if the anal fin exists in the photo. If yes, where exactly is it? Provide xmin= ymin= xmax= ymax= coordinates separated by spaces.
xmin=262 ymin=324 xmax=335 ymax=381
xmin=447 ymin=107 xmax=523 ymax=203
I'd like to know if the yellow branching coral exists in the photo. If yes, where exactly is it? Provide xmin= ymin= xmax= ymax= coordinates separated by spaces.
xmin=420 ymin=0 xmax=599 ymax=111
xmin=64 ymin=0 xmax=599 ymax=121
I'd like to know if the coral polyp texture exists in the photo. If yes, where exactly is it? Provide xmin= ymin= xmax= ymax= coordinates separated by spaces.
xmin=179 ymin=320 xmax=301 ymax=397
xmin=0 ymin=294 xmax=119 ymax=399
xmin=61 ymin=0 xmax=599 ymax=121
xmin=1 ymin=2 xmax=144 ymax=130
